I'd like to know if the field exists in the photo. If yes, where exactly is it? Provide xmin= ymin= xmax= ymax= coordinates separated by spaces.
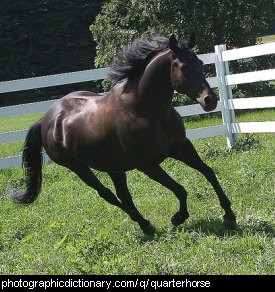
xmin=261 ymin=34 xmax=275 ymax=43
xmin=0 ymin=109 xmax=274 ymax=275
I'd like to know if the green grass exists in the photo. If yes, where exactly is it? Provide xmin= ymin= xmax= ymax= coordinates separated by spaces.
xmin=261 ymin=34 xmax=275 ymax=43
xmin=0 ymin=113 xmax=44 ymax=133
xmin=0 ymin=113 xmax=44 ymax=158
xmin=0 ymin=110 xmax=274 ymax=275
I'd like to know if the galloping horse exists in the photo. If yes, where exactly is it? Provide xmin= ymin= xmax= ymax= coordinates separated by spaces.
xmin=11 ymin=33 xmax=236 ymax=235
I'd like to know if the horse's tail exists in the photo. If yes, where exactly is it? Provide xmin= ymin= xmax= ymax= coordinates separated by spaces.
xmin=10 ymin=120 xmax=43 ymax=204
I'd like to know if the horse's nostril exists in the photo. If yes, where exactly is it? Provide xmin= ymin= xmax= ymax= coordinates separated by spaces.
xmin=204 ymin=95 xmax=212 ymax=106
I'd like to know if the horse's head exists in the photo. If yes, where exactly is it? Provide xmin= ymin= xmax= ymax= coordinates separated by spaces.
xmin=169 ymin=33 xmax=217 ymax=112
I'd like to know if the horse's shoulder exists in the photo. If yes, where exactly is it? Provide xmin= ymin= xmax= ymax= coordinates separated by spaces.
xmin=168 ymin=106 xmax=182 ymax=123
xmin=166 ymin=106 xmax=186 ymax=140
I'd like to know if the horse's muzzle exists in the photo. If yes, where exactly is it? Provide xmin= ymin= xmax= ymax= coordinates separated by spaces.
xmin=197 ymin=93 xmax=218 ymax=112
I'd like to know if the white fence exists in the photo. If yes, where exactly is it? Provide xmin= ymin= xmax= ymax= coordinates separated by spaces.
xmin=0 ymin=42 xmax=275 ymax=170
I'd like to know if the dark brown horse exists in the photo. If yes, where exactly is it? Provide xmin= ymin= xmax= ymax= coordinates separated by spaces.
xmin=11 ymin=33 xmax=236 ymax=235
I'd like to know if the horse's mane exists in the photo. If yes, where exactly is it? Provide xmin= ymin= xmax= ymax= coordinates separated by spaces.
xmin=109 ymin=34 xmax=189 ymax=88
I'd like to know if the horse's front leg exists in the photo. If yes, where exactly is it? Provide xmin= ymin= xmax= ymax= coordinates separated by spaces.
xmin=139 ymin=165 xmax=189 ymax=226
xmin=170 ymin=138 xmax=237 ymax=229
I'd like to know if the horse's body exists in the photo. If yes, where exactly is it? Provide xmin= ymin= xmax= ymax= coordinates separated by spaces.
xmin=11 ymin=34 xmax=236 ymax=234
xmin=42 ymin=91 xmax=183 ymax=172
xmin=43 ymin=49 xmax=185 ymax=173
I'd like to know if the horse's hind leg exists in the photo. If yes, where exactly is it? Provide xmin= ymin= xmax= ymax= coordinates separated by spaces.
xmin=66 ymin=161 xmax=155 ymax=235
xmin=109 ymin=172 xmax=156 ymax=235
xmin=171 ymin=138 xmax=237 ymax=229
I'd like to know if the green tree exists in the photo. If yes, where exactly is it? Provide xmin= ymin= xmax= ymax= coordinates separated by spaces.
xmin=90 ymin=0 xmax=274 ymax=102
xmin=91 ymin=0 xmax=274 ymax=69
xmin=0 ymin=0 xmax=105 ymax=106
xmin=0 ymin=0 xmax=106 ymax=81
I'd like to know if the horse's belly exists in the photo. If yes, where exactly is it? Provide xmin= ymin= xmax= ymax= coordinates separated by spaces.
xmin=82 ymin=150 xmax=135 ymax=172
xmin=76 ymin=134 xmax=170 ymax=172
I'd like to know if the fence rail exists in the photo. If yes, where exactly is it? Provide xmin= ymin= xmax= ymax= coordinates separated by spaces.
xmin=0 ymin=68 xmax=110 ymax=94
xmin=0 ymin=42 xmax=274 ymax=169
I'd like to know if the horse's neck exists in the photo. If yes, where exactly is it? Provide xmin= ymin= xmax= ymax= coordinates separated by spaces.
xmin=137 ymin=50 xmax=174 ymax=115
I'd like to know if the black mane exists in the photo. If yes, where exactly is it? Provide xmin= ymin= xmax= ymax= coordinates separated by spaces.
xmin=109 ymin=34 xmax=189 ymax=88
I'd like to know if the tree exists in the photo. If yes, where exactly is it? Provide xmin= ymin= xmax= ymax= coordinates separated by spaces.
xmin=0 ymin=0 xmax=106 ymax=81
xmin=0 ymin=0 xmax=105 ymax=106
xmin=91 ymin=0 xmax=274 ymax=68
xmin=90 ymin=0 xmax=274 ymax=100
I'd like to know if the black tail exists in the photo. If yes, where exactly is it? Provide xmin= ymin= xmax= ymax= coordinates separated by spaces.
xmin=9 ymin=120 xmax=43 ymax=204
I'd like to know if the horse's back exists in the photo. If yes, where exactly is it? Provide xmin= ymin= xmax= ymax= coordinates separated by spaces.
xmin=42 ymin=91 xmax=105 ymax=131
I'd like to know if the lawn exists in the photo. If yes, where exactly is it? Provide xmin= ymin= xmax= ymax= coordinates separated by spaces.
xmin=261 ymin=34 xmax=275 ymax=43
xmin=0 ymin=109 xmax=274 ymax=275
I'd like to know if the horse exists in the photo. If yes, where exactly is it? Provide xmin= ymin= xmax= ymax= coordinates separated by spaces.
xmin=10 ymin=33 xmax=237 ymax=235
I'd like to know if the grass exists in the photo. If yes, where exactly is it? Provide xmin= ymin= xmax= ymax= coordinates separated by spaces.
xmin=0 ymin=109 xmax=274 ymax=275
xmin=261 ymin=34 xmax=275 ymax=43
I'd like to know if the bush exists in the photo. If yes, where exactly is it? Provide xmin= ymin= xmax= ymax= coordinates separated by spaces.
xmin=90 ymin=0 xmax=274 ymax=96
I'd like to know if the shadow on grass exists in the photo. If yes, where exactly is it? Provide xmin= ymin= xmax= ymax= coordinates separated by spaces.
xmin=182 ymin=218 xmax=274 ymax=239
xmin=138 ymin=228 xmax=171 ymax=244
xmin=138 ymin=218 xmax=275 ymax=244
xmin=183 ymin=219 xmax=240 ymax=237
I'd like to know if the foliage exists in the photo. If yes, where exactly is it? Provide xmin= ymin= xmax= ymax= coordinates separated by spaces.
xmin=201 ymin=134 xmax=262 ymax=161
xmin=90 ymin=0 xmax=274 ymax=98
xmin=91 ymin=0 xmax=273 ymax=67
xmin=0 ymin=0 xmax=105 ymax=106
xmin=232 ymin=134 xmax=261 ymax=152
xmin=230 ymin=48 xmax=275 ymax=98
xmin=0 ymin=0 xmax=106 ymax=80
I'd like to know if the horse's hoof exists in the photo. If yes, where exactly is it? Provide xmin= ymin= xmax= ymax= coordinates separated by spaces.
xmin=142 ymin=223 xmax=156 ymax=236
xmin=224 ymin=218 xmax=237 ymax=230
xmin=171 ymin=213 xmax=189 ymax=226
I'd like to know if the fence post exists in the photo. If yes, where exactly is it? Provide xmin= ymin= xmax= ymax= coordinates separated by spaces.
xmin=214 ymin=44 xmax=237 ymax=148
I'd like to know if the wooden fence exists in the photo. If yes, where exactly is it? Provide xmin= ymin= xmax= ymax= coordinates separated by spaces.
xmin=0 ymin=42 xmax=275 ymax=169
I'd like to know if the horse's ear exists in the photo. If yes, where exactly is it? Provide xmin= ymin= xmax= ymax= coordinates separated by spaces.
xmin=188 ymin=32 xmax=196 ymax=49
xmin=169 ymin=34 xmax=178 ymax=54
